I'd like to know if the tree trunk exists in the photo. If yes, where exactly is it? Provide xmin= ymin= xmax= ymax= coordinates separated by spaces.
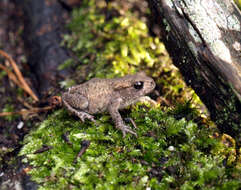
xmin=20 ymin=0 xmax=71 ymax=95
xmin=148 ymin=0 xmax=241 ymax=142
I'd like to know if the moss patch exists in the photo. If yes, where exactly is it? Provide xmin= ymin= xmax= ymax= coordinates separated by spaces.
xmin=20 ymin=104 xmax=241 ymax=189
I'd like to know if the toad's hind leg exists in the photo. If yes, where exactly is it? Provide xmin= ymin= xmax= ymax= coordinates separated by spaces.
xmin=62 ymin=92 xmax=96 ymax=123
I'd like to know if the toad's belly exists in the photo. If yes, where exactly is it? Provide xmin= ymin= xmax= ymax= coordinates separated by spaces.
xmin=87 ymin=96 xmax=110 ymax=114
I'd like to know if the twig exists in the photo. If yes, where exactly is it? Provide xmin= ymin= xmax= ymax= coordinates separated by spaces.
xmin=34 ymin=145 xmax=53 ymax=154
xmin=17 ymin=96 xmax=34 ymax=109
xmin=0 ymin=63 xmax=23 ymax=88
xmin=0 ymin=50 xmax=64 ymax=118
xmin=62 ymin=132 xmax=73 ymax=146
xmin=74 ymin=140 xmax=91 ymax=163
xmin=0 ymin=96 xmax=62 ymax=117
xmin=0 ymin=106 xmax=53 ymax=117
xmin=0 ymin=49 xmax=39 ymax=101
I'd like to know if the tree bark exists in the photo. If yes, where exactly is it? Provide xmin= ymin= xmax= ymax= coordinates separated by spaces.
xmin=20 ymin=0 xmax=71 ymax=95
xmin=148 ymin=0 xmax=241 ymax=142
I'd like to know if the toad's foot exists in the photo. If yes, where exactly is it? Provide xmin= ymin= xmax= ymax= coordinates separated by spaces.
xmin=116 ymin=124 xmax=137 ymax=137
xmin=137 ymin=96 xmax=157 ymax=107
xmin=76 ymin=112 xmax=96 ymax=123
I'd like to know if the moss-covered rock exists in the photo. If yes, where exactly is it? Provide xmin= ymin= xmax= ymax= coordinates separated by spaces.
xmin=20 ymin=104 xmax=241 ymax=189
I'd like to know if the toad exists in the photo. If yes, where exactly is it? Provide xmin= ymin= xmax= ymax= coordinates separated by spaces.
xmin=62 ymin=72 xmax=156 ymax=137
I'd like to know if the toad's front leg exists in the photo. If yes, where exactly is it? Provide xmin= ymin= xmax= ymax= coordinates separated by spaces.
xmin=108 ymin=98 xmax=137 ymax=137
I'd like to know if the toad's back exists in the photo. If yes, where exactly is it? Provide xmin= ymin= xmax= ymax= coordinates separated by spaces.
xmin=71 ymin=78 xmax=114 ymax=113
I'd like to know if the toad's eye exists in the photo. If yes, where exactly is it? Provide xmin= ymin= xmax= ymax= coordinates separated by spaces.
xmin=134 ymin=81 xmax=144 ymax=89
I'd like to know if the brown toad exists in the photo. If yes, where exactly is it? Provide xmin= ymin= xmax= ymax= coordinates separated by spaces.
xmin=62 ymin=72 xmax=156 ymax=136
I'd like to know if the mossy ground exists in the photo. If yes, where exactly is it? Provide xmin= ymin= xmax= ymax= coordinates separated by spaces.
xmin=20 ymin=104 xmax=241 ymax=189
xmin=19 ymin=0 xmax=241 ymax=189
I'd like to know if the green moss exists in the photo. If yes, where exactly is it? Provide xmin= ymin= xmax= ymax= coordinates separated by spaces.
xmin=62 ymin=0 xmax=163 ymax=78
xmin=20 ymin=104 xmax=241 ymax=189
